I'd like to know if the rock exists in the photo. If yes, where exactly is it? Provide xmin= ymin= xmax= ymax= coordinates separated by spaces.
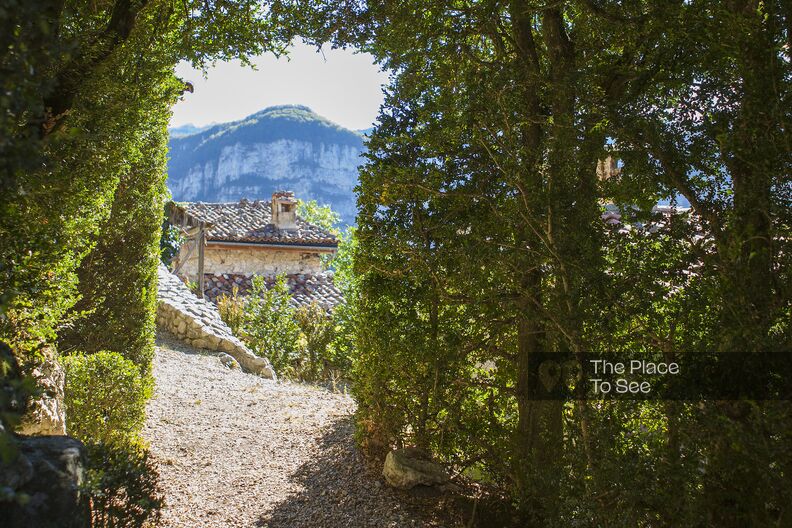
xmin=1 ymin=436 xmax=90 ymax=528
xmin=192 ymin=338 xmax=209 ymax=349
xmin=0 ymin=441 xmax=33 ymax=490
xmin=218 ymin=354 xmax=240 ymax=369
xmin=225 ymin=348 xmax=276 ymax=380
xmin=16 ymin=352 xmax=66 ymax=437
xmin=382 ymin=448 xmax=450 ymax=490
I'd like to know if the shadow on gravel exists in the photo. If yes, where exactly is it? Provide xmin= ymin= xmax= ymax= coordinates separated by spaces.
xmin=255 ymin=417 xmax=460 ymax=528
xmin=156 ymin=329 xmax=218 ymax=358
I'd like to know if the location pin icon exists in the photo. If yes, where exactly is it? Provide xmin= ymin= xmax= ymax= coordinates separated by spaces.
xmin=539 ymin=360 xmax=561 ymax=393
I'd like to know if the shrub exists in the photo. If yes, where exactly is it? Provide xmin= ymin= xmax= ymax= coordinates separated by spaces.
xmin=243 ymin=275 xmax=300 ymax=376
xmin=84 ymin=440 xmax=163 ymax=528
xmin=63 ymin=351 xmax=150 ymax=445
xmin=217 ymin=285 xmax=245 ymax=335
xmin=293 ymin=302 xmax=336 ymax=381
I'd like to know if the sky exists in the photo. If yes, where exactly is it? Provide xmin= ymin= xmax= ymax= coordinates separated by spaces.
xmin=170 ymin=42 xmax=389 ymax=131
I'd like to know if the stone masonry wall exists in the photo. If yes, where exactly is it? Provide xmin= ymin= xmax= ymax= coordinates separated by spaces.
xmin=156 ymin=264 xmax=275 ymax=379
xmin=176 ymin=245 xmax=323 ymax=282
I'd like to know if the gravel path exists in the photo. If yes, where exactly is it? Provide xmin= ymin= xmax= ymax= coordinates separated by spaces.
xmin=143 ymin=333 xmax=458 ymax=528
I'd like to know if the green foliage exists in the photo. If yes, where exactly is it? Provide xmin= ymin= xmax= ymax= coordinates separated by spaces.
xmin=297 ymin=199 xmax=341 ymax=235
xmin=243 ymin=275 xmax=301 ymax=375
xmin=297 ymin=198 xmax=345 ymax=269
xmin=293 ymin=302 xmax=336 ymax=381
xmin=62 ymin=351 xmax=150 ymax=446
xmin=219 ymin=275 xmax=352 ymax=384
xmin=160 ymin=222 xmax=185 ymax=265
xmin=217 ymin=285 xmax=246 ymax=335
xmin=84 ymin=440 xmax=163 ymax=528
xmin=297 ymin=1 xmax=791 ymax=525
xmin=330 ymin=227 xmax=358 ymax=293
xmin=58 ymin=101 xmax=176 ymax=375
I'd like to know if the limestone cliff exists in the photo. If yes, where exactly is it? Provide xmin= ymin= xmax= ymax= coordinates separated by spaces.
xmin=167 ymin=105 xmax=365 ymax=224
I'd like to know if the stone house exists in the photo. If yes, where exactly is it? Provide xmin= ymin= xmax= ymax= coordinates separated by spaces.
xmin=167 ymin=191 xmax=343 ymax=310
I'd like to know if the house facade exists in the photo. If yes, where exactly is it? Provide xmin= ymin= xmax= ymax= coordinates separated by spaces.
xmin=168 ymin=191 xmax=343 ymax=310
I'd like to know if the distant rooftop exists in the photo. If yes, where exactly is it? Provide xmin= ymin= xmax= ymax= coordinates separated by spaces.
xmin=173 ymin=198 xmax=338 ymax=247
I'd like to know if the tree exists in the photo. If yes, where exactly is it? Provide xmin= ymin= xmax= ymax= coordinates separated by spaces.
xmin=1 ymin=0 xmax=301 ymax=372
xmin=291 ymin=1 xmax=791 ymax=524
xmin=596 ymin=0 xmax=791 ymax=353
xmin=297 ymin=199 xmax=342 ymax=234
xmin=301 ymin=1 xmax=613 ymax=519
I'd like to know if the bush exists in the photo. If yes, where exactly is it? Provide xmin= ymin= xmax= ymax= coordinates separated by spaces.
xmin=293 ymin=302 xmax=336 ymax=381
xmin=84 ymin=440 xmax=163 ymax=528
xmin=217 ymin=285 xmax=245 ymax=335
xmin=63 ymin=351 xmax=150 ymax=445
xmin=243 ymin=275 xmax=301 ymax=375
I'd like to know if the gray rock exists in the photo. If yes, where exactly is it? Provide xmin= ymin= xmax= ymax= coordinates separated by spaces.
xmin=382 ymin=448 xmax=449 ymax=490
xmin=0 ymin=436 xmax=89 ymax=528
xmin=218 ymin=354 xmax=240 ymax=369
xmin=16 ymin=352 xmax=66 ymax=437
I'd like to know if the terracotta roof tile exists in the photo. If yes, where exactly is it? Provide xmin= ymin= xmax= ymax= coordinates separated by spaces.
xmin=202 ymin=273 xmax=344 ymax=311
xmin=181 ymin=200 xmax=338 ymax=246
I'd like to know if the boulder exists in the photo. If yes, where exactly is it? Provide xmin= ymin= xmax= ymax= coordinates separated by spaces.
xmin=0 ymin=436 xmax=90 ymax=528
xmin=218 ymin=353 xmax=240 ymax=369
xmin=225 ymin=347 xmax=276 ymax=379
xmin=382 ymin=448 xmax=450 ymax=490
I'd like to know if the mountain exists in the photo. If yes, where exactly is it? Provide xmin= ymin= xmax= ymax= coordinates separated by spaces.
xmin=167 ymin=105 xmax=366 ymax=224
xmin=169 ymin=123 xmax=215 ymax=138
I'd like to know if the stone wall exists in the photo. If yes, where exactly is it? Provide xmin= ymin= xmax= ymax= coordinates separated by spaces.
xmin=175 ymin=244 xmax=323 ymax=282
xmin=156 ymin=264 xmax=275 ymax=379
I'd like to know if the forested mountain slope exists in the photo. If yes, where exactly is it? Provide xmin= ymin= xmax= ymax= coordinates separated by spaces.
xmin=167 ymin=105 xmax=365 ymax=223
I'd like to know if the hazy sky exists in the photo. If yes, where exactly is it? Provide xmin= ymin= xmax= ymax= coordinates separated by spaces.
xmin=170 ymin=42 xmax=389 ymax=131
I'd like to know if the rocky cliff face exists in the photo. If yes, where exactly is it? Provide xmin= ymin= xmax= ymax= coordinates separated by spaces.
xmin=167 ymin=106 xmax=365 ymax=224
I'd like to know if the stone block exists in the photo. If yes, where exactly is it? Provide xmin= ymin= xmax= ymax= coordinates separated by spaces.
xmin=383 ymin=448 xmax=449 ymax=490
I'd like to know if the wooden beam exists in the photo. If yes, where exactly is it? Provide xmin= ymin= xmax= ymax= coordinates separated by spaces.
xmin=172 ymin=237 xmax=198 ymax=275
xmin=197 ymin=227 xmax=205 ymax=299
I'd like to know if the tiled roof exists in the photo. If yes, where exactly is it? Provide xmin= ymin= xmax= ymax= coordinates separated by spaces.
xmin=181 ymin=200 xmax=338 ymax=246
xmin=202 ymin=273 xmax=344 ymax=311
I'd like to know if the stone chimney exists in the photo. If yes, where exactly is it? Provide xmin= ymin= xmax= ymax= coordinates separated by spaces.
xmin=271 ymin=191 xmax=298 ymax=231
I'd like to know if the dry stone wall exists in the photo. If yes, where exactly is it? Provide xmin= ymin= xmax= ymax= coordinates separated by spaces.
xmin=156 ymin=264 xmax=275 ymax=379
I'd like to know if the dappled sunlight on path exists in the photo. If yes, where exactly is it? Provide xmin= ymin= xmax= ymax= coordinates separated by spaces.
xmin=143 ymin=332 xmax=453 ymax=527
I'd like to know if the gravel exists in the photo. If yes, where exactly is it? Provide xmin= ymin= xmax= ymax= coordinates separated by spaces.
xmin=143 ymin=332 xmax=459 ymax=527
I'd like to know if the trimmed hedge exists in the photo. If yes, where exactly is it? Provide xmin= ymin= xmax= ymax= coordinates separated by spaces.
xmin=62 ymin=351 xmax=150 ymax=445
xmin=58 ymin=98 xmax=175 ymax=377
